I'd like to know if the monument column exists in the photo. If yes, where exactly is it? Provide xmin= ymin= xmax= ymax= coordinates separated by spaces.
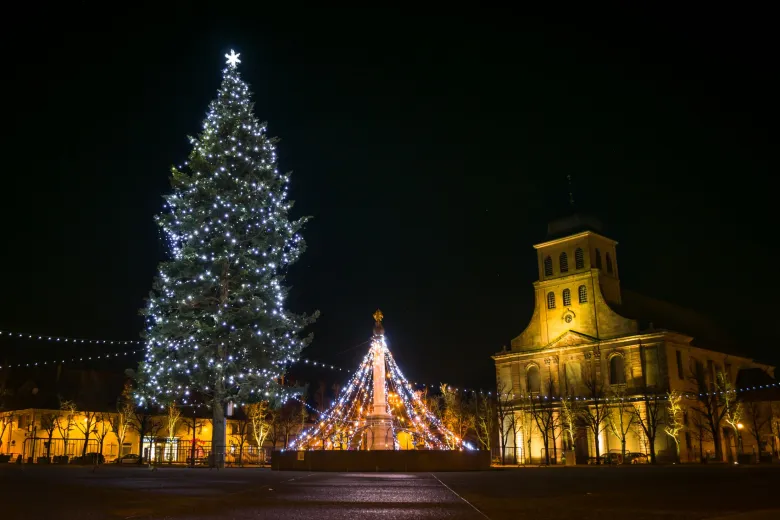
xmin=367 ymin=309 xmax=393 ymax=450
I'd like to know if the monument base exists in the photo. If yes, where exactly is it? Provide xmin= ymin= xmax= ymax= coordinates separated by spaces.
xmin=366 ymin=414 xmax=393 ymax=450
xmin=271 ymin=450 xmax=490 ymax=472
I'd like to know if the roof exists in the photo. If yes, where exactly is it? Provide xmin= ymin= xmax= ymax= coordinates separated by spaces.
xmin=546 ymin=213 xmax=606 ymax=240
xmin=1 ymin=366 xmax=128 ymax=411
xmin=614 ymin=289 xmax=740 ymax=355
xmin=735 ymin=368 xmax=780 ymax=401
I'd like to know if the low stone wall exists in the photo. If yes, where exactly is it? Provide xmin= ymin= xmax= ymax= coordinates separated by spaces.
xmin=271 ymin=450 xmax=490 ymax=472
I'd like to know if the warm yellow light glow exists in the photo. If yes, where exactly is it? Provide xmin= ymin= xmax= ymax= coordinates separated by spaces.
xmin=737 ymin=423 xmax=744 ymax=430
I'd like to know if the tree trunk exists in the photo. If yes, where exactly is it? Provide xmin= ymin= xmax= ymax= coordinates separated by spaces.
xmin=648 ymin=433 xmax=656 ymax=464
xmin=711 ymin=424 xmax=723 ymax=461
xmin=593 ymin=429 xmax=601 ymax=464
xmin=212 ymin=400 xmax=226 ymax=469
xmin=137 ymin=426 xmax=146 ymax=464
xmin=621 ymin=439 xmax=626 ymax=463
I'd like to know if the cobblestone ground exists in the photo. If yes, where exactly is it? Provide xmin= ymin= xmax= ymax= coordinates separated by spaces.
xmin=0 ymin=464 xmax=778 ymax=519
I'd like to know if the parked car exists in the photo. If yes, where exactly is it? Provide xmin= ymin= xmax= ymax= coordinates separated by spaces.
xmin=117 ymin=454 xmax=140 ymax=464
xmin=625 ymin=452 xmax=648 ymax=464
xmin=70 ymin=453 xmax=105 ymax=465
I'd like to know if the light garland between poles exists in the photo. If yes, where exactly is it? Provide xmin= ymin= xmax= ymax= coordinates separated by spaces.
xmin=0 ymin=350 xmax=142 ymax=370
xmin=0 ymin=329 xmax=142 ymax=345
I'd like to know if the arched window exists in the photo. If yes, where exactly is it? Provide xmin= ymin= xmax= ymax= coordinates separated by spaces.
xmin=544 ymin=255 xmax=553 ymax=276
xmin=547 ymin=292 xmax=556 ymax=309
xmin=574 ymin=248 xmax=584 ymax=269
xmin=526 ymin=365 xmax=541 ymax=393
xmin=562 ymin=288 xmax=571 ymax=306
xmin=578 ymin=285 xmax=587 ymax=303
xmin=606 ymin=252 xmax=613 ymax=274
xmin=560 ymin=252 xmax=569 ymax=273
xmin=610 ymin=355 xmax=626 ymax=385
xmin=594 ymin=248 xmax=602 ymax=269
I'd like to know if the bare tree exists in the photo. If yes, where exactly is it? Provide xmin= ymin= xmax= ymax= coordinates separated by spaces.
xmin=73 ymin=406 xmax=99 ymax=458
xmin=182 ymin=411 xmax=207 ymax=465
xmin=475 ymin=392 xmax=495 ymax=452
xmin=57 ymin=400 xmax=77 ymax=458
xmin=689 ymin=361 xmax=726 ymax=461
xmin=631 ymin=388 xmax=664 ymax=464
xmin=439 ymin=384 xmax=474 ymax=449
xmin=131 ymin=406 xmax=163 ymax=464
xmin=664 ymin=390 xmax=685 ymax=463
xmin=604 ymin=388 xmax=636 ymax=463
xmin=165 ymin=403 xmax=182 ymax=463
xmin=39 ymin=413 xmax=58 ymax=460
xmin=109 ymin=383 xmax=133 ymax=458
xmin=744 ymin=400 xmax=770 ymax=458
xmin=718 ymin=373 xmax=744 ymax=455
xmin=229 ymin=412 xmax=252 ymax=466
xmin=280 ymin=401 xmax=303 ymax=449
xmin=559 ymin=395 xmax=578 ymax=453
xmin=581 ymin=363 xmax=609 ymax=464
xmin=94 ymin=413 xmax=113 ymax=460
xmin=246 ymin=402 xmax=271 ymax=453
xmin=495 ymin=381 xmax=515 ymax=465
xmin=528 ymin=375 xmax=560 ymax=464
xmin=0 ymin=413 xmax=11 ymax=453
xmin=771 ymin=403 xmax=780 ymax=457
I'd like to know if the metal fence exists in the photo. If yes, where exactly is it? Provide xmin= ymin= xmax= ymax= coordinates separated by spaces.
xmin=11 ymin=437 xmax=271 ymax=466
xmin=140 ymin=440 xmax=269 ymax=466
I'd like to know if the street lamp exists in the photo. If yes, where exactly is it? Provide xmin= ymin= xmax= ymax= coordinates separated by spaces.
xmin=736 ymin=423 xmax=744 ymax=454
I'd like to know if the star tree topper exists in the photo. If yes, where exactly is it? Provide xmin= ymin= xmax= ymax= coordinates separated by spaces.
xmin=225 ymin=49 xmax=241 ymax=67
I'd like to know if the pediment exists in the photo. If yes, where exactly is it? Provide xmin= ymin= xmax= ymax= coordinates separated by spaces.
xmin=545 ymin=330 xmax=599 ymax=349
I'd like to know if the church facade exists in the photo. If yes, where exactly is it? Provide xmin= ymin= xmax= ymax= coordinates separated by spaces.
xmin=493 ymin=215 xmax=778 ymax=464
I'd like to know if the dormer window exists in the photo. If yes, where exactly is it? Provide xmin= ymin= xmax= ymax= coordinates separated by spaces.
xmin=560 ymin=252 xmax=569 ymax=273
xmin=575 ymin=248 xmax=584 ymax=269
xmin=544 ymin=255 xmax=553 ymax=277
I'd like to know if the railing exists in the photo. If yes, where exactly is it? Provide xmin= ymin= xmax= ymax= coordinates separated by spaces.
xmin=10 ymin=438 xmax=271 ymax=466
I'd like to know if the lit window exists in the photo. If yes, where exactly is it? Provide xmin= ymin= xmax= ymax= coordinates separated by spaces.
xmin=610 ymin=355 xmax=626 ymax=385
xmin=606 ymin=252 xmax=614 ymax=274
xmin=595 ymin=248 xmax=602 ymax=269
xmin=578 ymin=285 xmax=587 ymax=303
xmin=562 ymin=288 xmax=571 ymax=306
xmin=560 ymin=252 xmax=569 ymax=273
xmin=547 ymin=292 xmax=556 ymax=309
xmin=575 ymin=248 xmax=584 ymax=269
xmin=544 ymin=256 xmax=553 ymax=276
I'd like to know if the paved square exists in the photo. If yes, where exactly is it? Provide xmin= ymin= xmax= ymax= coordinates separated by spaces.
xmin=1 ymin=464 xmax=778 ymax=519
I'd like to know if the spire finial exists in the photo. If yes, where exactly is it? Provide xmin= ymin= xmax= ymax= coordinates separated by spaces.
xmin=372 ymin=309 xmax=385 ymax=336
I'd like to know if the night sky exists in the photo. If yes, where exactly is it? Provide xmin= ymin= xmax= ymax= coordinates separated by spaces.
xmin=2 ymin=8 xmax=777 ymax=391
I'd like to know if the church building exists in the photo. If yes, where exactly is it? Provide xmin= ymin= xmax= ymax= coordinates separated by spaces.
xmin=493 ymin=214 xmax=778 ymax=464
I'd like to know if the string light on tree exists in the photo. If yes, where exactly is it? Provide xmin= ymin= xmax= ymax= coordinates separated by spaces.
xmin=135 ymin=49 xmax=317 ymax=468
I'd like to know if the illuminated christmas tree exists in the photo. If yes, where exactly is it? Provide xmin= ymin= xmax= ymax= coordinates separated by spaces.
xmin=137 ymin=50 xmax=316 ymax=466
xmin=288 ymin=311 xmax=473 ymax=451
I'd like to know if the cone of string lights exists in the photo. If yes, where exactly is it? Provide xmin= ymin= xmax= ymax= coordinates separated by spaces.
xmin=287 ymin=310 xmax=474 ymax=452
